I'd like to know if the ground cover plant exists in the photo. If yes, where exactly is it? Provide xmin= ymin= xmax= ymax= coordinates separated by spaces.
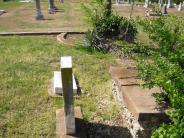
xmin=137 ymin=16 xmax=184 ymax=137
xmin=0 ymin=36 xmax=120 ymax=137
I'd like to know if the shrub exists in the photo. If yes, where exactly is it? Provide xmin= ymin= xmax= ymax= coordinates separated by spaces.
xmin=137 ymin=16 xmax=184 ymax=137
xmin=81 ymin=0 xmax=137 ymax=53
xmin=95 ymin=14 xmax=137 ymax=42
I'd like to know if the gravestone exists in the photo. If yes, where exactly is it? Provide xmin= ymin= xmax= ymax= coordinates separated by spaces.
xmin=158 ymin=0 xmax=163 ymax=7
xmin=35 ymin=0 xmax=44 ymax=20
xmin=60 ymin=56 xmax=75 ymax=135
xmin=144 ymin=0 xmax=149 ymax=8
xmin=178 ymin=2 xmax=183 ymax=11
xmin=116 ymin=0 xmax=120 ymax=5
xmin=48 ymin=0 xmax=55 ymax=14
xmin=167 ymin=0 xmax=174 ymax=8
xmin=53 ymin=71 xmax=77 ymax=95
xmin=162 ymin=4 xmax=168 ymax=14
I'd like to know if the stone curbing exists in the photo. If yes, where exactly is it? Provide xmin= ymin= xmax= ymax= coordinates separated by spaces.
xmin=110 ymin=64 xmax=169 ymax=138
xmin=112 ymin=80 xmax=145 ymax=138
xmin=0 ymin=31 xmax=85 ymax=36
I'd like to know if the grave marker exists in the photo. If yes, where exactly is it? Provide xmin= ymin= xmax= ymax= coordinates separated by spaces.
xmin=144 ymin=0 xmax=149 ymax=8
xmin=35 ymin=0 xmax=44 ymax=20
xmin=60 ymin=56 xmax=75 ymax=135
xmin=53 ymin=71 xmax=77 ymax=95
xmin=178 ymin=2 xmax=183 ymax=11
xmin=162 ymin=4 xmax=168 ymax=14
xmin=167 ymin=0 xmax=174 ymax=8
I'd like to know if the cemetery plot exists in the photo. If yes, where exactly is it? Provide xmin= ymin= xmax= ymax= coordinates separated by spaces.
xmin=110 ymin=65 xmax=169 ymax=137
xmin=0 ymin=36 xmax=124 ymax=137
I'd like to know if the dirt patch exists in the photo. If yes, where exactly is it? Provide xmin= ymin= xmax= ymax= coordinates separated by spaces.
xmin=56 ymin=33 xmax=84 ymax=45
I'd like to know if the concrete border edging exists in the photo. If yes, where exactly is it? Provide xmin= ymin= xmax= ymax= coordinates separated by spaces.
xmin=0 ymin=31 xmax=85 ymax=36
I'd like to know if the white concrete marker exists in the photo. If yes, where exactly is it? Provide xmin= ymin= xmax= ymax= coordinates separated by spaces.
xmin=60 ymin=56 xmax=75 ymax=135
xmin=53 ymin=71 xmax=77 ymax=95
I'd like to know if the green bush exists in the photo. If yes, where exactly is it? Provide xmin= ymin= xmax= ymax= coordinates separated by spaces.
xmin=81 ymin=0 xmax=137 ymax=53
xmin=95 ymin=14 xmax=137 ymax=42
xmin=137 ymin=16 xmax=184 ymax=138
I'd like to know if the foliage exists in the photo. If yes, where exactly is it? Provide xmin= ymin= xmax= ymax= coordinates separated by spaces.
xmin=95 ymin=14 xmax=137 ymax=42
xmin=84 ymin=29 xmax=110 ymax=53
xmin=81 ymin=0 xmax=137 ymax=53
xmin=137 ymin=16 xmax=184 ymax=137
xmin=81 ymin=0 xmax=109 ymax=28
xmin=150 ymin=3 xmax=162 ymax=14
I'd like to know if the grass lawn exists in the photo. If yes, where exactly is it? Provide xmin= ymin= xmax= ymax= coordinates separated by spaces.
xmin=0 ymin=0 xmax=87 ymax=32
xmin=0 ymin=36 xmax=119 ymax=137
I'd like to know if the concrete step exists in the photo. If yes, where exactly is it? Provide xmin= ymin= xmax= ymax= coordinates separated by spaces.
xmin=109 ymin=66 xmax=169 ymax=128
xmin=53 ymin=71 xmax=77 ymax=95
xmin=109 ymin=66 xmax=138 ymax=79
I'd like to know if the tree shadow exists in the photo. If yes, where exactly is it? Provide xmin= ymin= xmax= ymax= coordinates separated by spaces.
xmin=72 ymin=118 xmax=133 ymax=138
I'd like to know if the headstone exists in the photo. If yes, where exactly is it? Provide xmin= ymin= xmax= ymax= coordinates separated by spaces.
xmin=144 ymin=0 xmax=149 ymax=8
xmin=162 ymin=4 xmax=168 ymax=14
xmin=35 ymin=0 xmax=44 ymax=20
xmin=48 ymin=0 xmax=55 ymax=14
xmin=116 ymin=0 xmax=120 ymax=5
xmin=53 ymin=71 xmax=77 ymax=95
xmin=158 ymin=0 xmax=163 ymax=7
xmin=178 ymin=2 xmax=183 ymax=11
xmin=167 ymin=0 xmax=174 ymax=8
xmin=60 ymin=56 xmax=75 ymax=135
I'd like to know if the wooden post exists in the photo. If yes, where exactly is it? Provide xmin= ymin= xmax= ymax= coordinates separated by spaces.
xmin=60 ymin=56 xmax=75 ymax=135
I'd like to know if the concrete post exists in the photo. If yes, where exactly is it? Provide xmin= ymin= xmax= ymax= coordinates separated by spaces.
xmin=60 ymin=56 xmax=75 ymax=135
xmin=167 ymin=0 xmax=174 ymax=8
xmin=158 ymin=0 xmax=163 ymax=7
xmin=116 ymin=0 xmax=120 ymax=5
xmin=178 ymin=2 xmax=183 ymax=11
xmin=162 ymin=4 xmax=168 ymax=14
xmin=48 ymin=0 xmax=54 ymax=14
xmin=144 ymin=0 xmax=149 ymax=8
xmin=35 ymin=0 xmax=44 ymax=20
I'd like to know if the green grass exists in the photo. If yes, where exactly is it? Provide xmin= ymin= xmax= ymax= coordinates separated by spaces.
xmin=0 ymin=0 xmax=23 ymax=9
xmin=0 ymin=36 xmax=119 ymax=137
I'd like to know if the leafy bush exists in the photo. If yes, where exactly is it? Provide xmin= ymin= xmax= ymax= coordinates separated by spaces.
xmin=84 ymin=30 xmax=110 ymax=53
xmin=84 ymin=14 xmax=137 ymax=53
xmin=95 ymin=14 xmax=137 ymax=42
xmin=81 ymin=0 xmax=137 ymax=53
xmin=81 ymin=0 xmax=111 ymax=28
xmin=137 ymin=16 xmax=184 ymax=137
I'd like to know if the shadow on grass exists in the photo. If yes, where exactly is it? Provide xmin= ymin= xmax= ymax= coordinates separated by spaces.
xmin=70 ymin=118 xmax=132 ymax=138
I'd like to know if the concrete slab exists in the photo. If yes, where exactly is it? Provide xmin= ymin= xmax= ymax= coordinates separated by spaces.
xmin=119 ymin=78 xmax=144 ymax=86
xmin=121 ymin=85 xmax=167 ymax=122
xmin=116 ymin=58 xmax=136 ymax=68
xmin=54 ymin=71 xmax=77 ymax=95
xmin=109 ymin=66 xmax=138 ymax=80
xmin=56 ymin=107 xmax=86 ymax=138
